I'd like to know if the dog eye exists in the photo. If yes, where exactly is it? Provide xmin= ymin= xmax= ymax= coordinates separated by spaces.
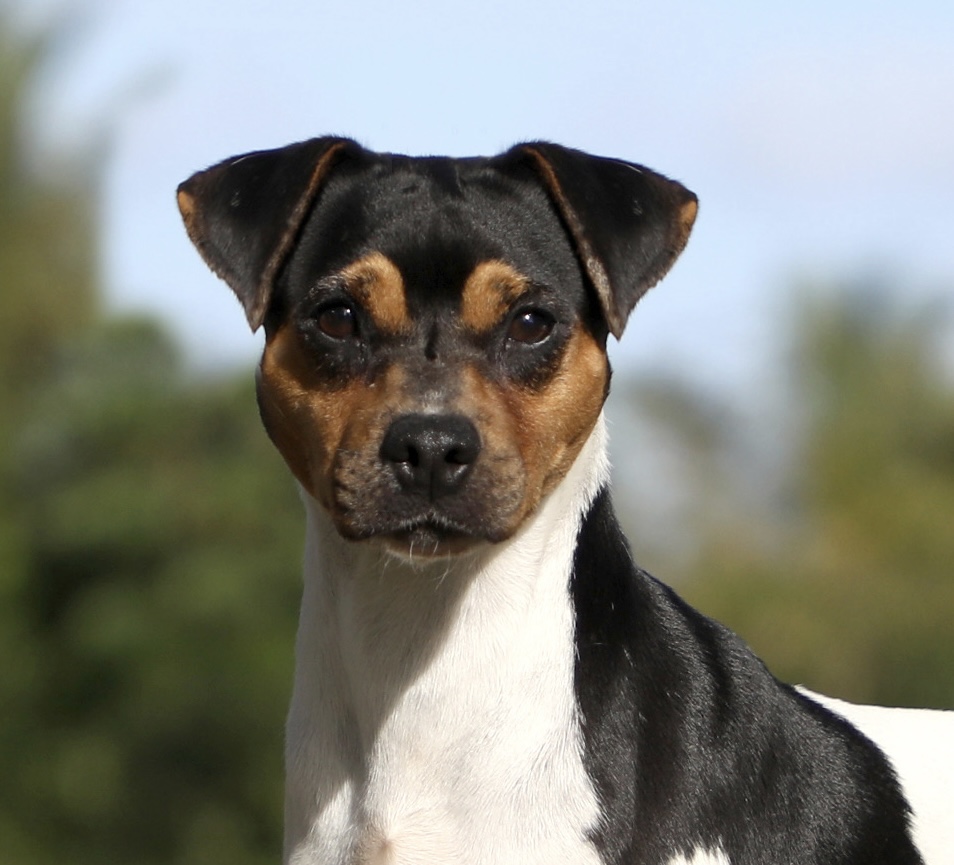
xmin=507 ymin=309 xmax=554 ymax=345
xmin=316 ymin=303 xmax=357 ymax=339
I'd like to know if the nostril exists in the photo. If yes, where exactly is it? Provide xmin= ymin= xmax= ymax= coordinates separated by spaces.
xmin=446 ymin=438 xmax=479 ymax=467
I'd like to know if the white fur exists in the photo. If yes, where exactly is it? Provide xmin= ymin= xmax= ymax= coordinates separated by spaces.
xmin=283 ymin=416 xmax=611 ymax=865
xmin=798 ymin=688 xmax=954 ymax=864
xmin=665 ymin=848 xmax=731 ymax=865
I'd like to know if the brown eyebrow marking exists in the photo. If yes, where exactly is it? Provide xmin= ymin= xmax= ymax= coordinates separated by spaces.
xmin=339 ymin=252 xmax=411 ymax=334
xmin=460 ymin=260 xmax=533 ymax=333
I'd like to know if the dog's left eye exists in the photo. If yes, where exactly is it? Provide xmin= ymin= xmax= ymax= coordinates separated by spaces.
xmin=507 ymin=309 xmax=555 ymax=345
xmin=316 ymin=303 xmax=357 ymax=339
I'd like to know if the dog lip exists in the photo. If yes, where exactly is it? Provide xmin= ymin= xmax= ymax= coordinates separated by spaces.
xmin=383 ymin=516 xmax=491 ymax=559
xmin=390 ymin=515 xmax=475 ymax=541
xmin=335 ymin=510 xmax=480 ymax=541
xmin=348 ymin=512 xmax=497 ymax=550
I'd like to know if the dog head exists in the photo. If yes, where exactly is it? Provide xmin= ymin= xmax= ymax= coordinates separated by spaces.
xmin=178 ymin=138 xmax=696 ymax=557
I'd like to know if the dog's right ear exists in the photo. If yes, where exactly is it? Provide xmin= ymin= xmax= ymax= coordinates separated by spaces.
xmin=177 ymin=137 xmax=354 ymax=332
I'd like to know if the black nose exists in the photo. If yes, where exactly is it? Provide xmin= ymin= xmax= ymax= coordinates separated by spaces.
xmin=380 ymin=414 xmax=481 ymax=499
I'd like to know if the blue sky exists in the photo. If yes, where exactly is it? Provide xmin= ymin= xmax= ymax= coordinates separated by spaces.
xmin=18 ymin=0 xmax=954 ymax=399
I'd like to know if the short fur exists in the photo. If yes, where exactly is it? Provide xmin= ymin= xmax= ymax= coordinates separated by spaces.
xmin=178 ymin=138 xmax=953 ymax=864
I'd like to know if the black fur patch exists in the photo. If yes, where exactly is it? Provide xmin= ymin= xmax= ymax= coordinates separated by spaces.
xmin=570 ymin=488 xmax=922 ymax=865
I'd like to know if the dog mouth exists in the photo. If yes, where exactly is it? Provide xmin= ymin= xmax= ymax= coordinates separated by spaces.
xmin=381 ymin=514 xmax=491 ymax=558
xmin=335 ymin=509 xmax=499 ymax=558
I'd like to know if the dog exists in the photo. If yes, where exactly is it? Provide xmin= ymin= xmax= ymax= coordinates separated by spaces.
xmin=177 ymin=138 xmax=953 ymax=865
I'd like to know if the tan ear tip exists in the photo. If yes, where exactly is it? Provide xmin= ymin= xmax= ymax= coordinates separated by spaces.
xmin=679 ymin=196 xmax=699 ymax=236
xmin=176 ymin=185 xmax=196 ymax=222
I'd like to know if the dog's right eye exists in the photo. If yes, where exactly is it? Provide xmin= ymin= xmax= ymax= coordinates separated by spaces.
xmin=507 ymin=308 xmax=555 ymax=345
xmin=316 ymin=303 xmax=357 ymax=340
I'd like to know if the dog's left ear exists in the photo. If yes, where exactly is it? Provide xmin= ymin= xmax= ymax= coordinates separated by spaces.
xmin=512 ymin=142 xmax=698 ymax=338
xmin=176 ymin=136 xmax=354 ymax=331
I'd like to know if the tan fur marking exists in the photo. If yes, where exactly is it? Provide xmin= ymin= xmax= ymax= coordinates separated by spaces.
xmin=457 ymin=325 xmax=609 ymax=537
xmin=257 ymin=324 xmax=403 ymax=508
xmin=460 ymin=260 xmax=531 ymax=332
xmin=341 ymin=252 xmax=410 ymax=334
xmin=678 ymin=198 xmax=699 ymax=247
xmin=512 ymin=326 xmax=608 ymax=509
xmin=176 ymin=188 xmax=195 ymax=223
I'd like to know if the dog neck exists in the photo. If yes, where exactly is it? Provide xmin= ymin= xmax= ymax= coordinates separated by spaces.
xmin=294 ymin=412 xmax=610 ymax=720
xmin=284 ymin=414 xmax=609 ymax=863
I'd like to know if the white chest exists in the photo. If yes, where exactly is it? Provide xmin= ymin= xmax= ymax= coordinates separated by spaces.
xmin=293 ymin=646 xmax=603 ymax=865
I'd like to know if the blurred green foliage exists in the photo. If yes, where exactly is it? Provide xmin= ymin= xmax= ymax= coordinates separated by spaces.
xmin=1 ymin=9 xmax=952 ymax=863
xmin=1 ymin=16 xmax=301 ymax=864
xmin=618 ymin=291 xmax=954 ymax=710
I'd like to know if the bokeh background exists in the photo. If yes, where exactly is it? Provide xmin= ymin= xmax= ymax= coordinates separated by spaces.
xmin=2 ymin=0 xmax=953 ymax=862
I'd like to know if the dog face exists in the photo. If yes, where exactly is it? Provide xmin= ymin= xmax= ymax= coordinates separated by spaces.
xmin=178 ymin=139 xmax=696 ymax=557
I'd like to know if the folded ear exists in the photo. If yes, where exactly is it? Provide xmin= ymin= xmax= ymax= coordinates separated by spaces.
xmin=176 ymin=136 xmax=354 ymax=331
xmin=513 ymin=142 xmax=698 ymax=338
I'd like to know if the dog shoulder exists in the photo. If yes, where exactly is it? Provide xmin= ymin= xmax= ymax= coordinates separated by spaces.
xmin=799 ymin=688 xmax=954 ymax=863
xmin=569 ymin=490 xmax=927 ymax=863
